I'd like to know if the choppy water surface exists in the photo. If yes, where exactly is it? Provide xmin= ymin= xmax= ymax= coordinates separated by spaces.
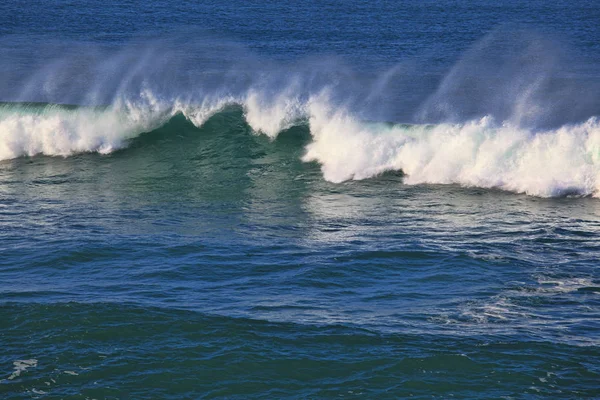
xmin=1 ymin=1 xmax=600 ymax=398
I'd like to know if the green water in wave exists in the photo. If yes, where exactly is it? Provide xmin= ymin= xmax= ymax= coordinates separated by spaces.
xmin=1 ymin=105 xmax=599 ymax=399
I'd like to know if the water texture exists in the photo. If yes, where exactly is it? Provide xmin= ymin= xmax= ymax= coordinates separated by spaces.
xmin=1 ymin=1 xmax=599 ymax=398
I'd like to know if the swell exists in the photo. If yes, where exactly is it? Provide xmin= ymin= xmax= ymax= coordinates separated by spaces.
xmin=2 ymin=304 xmax=599 ymax=399
xmin=2 ymin=30 xmax=600 ymax=198
xmin=1 ymin=97 xmax=600 ymax=198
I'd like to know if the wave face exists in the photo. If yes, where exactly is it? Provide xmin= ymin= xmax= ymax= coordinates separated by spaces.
xmin=2 ymin=97 xmax=600 ymax=198
xmin=0 ymin=95 xmax=231 ymax=159
xmin=0 ymin=102 xmax=154 ymax=159
xmin=303 ymin=104 xmax=600 ymax=197
xmin=0 ymin=31 xmax=599 ymax=197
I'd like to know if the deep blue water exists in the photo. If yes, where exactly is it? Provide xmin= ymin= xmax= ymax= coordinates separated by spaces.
xmin=1 ymin=1 xmax=600 ymax=399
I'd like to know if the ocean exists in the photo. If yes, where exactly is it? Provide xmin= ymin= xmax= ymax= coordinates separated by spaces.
xmin=1 ymin=1 xmax=600 ymax=398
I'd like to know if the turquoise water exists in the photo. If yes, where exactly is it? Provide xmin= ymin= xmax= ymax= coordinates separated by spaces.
xmin=1 ymin=1 xmax=600 ymax=398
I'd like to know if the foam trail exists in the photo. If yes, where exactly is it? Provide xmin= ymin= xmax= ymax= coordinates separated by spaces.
xmin=3 ymin=359 xmax=37 ymax=381
xmin=303 ymin=95 xmax=600 ymax=197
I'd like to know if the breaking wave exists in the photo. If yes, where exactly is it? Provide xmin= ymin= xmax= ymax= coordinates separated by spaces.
xmin=1 ymin=30 xmax=599 ymax=198
xmin=2 ymin=95 xmax=600 ymax=198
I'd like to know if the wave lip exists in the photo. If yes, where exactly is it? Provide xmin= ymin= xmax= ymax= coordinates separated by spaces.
xmin=2 ymin=94 xmax=600 ymax=199
xmin=0 ymin=100 xmax=163 ymax=160
xmin=303 ymin=103 xmax=600 ymax=198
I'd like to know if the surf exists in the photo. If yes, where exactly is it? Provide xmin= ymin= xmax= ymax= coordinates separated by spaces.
xmin=1 ymin=31 xmax=599 ymax=198
xmin=2 ymin=96 xmax=600 ymax=198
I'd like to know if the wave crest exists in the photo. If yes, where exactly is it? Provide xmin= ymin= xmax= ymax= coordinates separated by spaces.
xmin=2 ymin=94 xmax=600 ymax=198
xmin=303 ymin=102 xmax=600 ymax=197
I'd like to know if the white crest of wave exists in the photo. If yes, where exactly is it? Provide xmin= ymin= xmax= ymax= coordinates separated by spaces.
xmin=2 ymin=85 xmax=600 ymax=198
xmin=243 ymin=85 xmax=306 ymax=138
xmin=0 ymin=106 xmax=133 ymax=159
xmin=303 ymin=94 xmax=600 ymax=197
xmin=0 ymin=89 xmax=173 ymax=160
xmin=0 ymin=87 xmax=240 ymax=161
xmin=0 ymin=85 xmax=312 ymax=162
xmin=177 ymin=95 xmax=237 ymax=128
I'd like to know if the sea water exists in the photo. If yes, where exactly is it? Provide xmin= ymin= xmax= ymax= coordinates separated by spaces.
xmin=1 ymin=1 xmax=599 ymax=398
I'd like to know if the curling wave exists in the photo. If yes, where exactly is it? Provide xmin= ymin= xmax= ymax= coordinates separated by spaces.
xmin=1 ymin=31 xmax=600 ymax=198
xmin=302 ymin=96 xmax=600 ymax=197
xmin=1 ymin=92 xmax=600 ymax=198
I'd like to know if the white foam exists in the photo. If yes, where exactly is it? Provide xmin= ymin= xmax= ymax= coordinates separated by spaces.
xmin=6 ymin=359 xmax=37 ymax=380
xmin=64 ymin=370 xmax=79 ymax=376
xmin=243 ymin=86 xmax=306 ymax=138
xmin=0 ymin=98 xmax=167 ymax=160
xmin=302 ymin=96 xmax=600 ymax=197
xmin=2 ymin=86 xmax=600 ymax=198
xmin=536 ymin=277 xmax=596 ymax=293
xmin=176 ymin=95 xmax=237 ymax=128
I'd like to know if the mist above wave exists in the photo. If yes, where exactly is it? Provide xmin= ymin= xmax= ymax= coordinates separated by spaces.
xmin=0 ymin=30 xmax=599 ymax=197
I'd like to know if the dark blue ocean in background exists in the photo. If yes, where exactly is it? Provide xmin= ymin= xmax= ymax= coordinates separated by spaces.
xmin=1 ymin=1 xmax=600 ymax=398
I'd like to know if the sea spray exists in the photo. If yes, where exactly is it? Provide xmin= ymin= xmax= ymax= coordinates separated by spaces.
xmin=303 ymin=103 xmax=600 ymax=197
xmin=1 ymin=32 xmax=599 ymax=197
xmin=2 ymin=93 xmax=600 ymax=197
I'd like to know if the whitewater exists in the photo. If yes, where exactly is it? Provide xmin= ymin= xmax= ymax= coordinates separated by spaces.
xmin=3 ymin=2 xmax=600 ymax=399
xmin=2 ymin=90 xmax=600 ymax=198
xmin=1 ymin=31 xmax=600 ymax=198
